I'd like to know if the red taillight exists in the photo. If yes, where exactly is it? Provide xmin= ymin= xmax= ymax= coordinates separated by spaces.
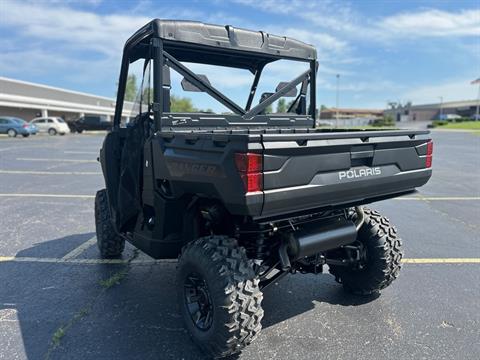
xmin=23 ymin=124 xmax=29 ymax=128
xmin=426 ymin=140 xmax=433 ymax=168
xmin=235 ymin=153 xmax=263 ymax=193
xmin=235 ymin=153 xmax=262 ymax=173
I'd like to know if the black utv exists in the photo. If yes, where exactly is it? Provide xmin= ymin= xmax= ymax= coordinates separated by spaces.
xmin=95 ymin=19 xmax=433 ymax=358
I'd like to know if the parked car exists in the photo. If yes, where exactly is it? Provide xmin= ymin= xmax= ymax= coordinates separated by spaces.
xmin=0 ymin=116 xmax=37 ymax=137
xmin=470 ymin=114 xmax=480 ymax=121
xmin=70 ymin=115 xmax=112 ymax=133
xmin=30 ymin=117 xmax=70 ymax=135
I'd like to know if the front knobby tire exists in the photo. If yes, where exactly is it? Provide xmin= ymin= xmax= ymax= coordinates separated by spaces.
xmin=95 ymin=189 xmax=125 ymax=258
xmin=177 ymin=235 xmax=264 ymax=359
xmin=329 ymin=208 xmax=403 ymax=295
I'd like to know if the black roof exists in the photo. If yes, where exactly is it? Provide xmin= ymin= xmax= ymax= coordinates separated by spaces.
xmin=125 ymin=19 xmax=317 ymax=71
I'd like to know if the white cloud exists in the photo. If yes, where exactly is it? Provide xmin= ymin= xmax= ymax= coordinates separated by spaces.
xmin=0 ymin=0 xmax=211 ymax=96
xmin=0 ymin=0 xmax=224 ymax=60
xmin=379 ymin=9 xmax=480 ymax=37
xmin=234 ymin=0 xmax=480 ymax=40
xmin=234 ymin=0 xmax=358 ymax=33
xmin=1 ymin=0 xmax=150 ymax=58
xmin=320 ymin=79 xmax=401 ymax=93
xmin=185 ymin=63 xmax=254 ymax=89
xmin=280 ymin=28 xmax=348 ymax=53
xmin=402 ymin=79 xmax=479 ymax=104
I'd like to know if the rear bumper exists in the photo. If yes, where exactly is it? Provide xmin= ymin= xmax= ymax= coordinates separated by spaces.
xmin=260 ymin=167 xmax=432 ymax=218
xmin=17 ymin=128 xmax=35 ymax=134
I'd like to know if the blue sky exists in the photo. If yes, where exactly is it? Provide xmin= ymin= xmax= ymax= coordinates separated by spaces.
xmin=1 ymin=0 xmax=479 ymax=111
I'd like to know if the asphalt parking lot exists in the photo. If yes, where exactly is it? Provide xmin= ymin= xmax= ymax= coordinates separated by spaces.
xmin=0 ymin=131 xmax=479 ymax=360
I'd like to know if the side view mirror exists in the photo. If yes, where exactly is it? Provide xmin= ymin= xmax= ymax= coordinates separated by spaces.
xmin=275 ymin=82 xmax=297 ymax=97
xmin=181 ymin=75 xmax=211 ymax=92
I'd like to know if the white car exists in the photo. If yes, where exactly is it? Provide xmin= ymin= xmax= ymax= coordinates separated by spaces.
xmin=30 ymin=117 xmax=71 ymax=135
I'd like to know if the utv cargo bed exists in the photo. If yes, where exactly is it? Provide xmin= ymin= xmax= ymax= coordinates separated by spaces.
xmin=155 ymin=128 xmax=432 ymax=219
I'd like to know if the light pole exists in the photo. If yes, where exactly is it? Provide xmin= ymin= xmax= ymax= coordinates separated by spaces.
xmin=335 ymin=74 xmax=340 ymax=128
xmin=476 ymin=85 xmax=480 ymax=121
xmin=472 ymin=78 xmax=480 ymax=120
xmin=438 ymin=96 xmax=443 ymax=120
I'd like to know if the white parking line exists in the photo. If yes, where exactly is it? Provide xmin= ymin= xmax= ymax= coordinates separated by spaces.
xmin=396 ymin=196 xmax=480 ymax=201
xmin=0 ymin=256 xmax=130 ymax=264
xmin=0 ymin=193 xmax=95 ymax=199
xmin=0 ymin=192 xmax=478 ymax=202
xmin=0 ymin=170 xmax=101 ymax=175
xmin=64 ymin=151 xmax=98 ymax=155
xmin=16 ymin=157 xmax=97 ymax=163
xmin=402 ymin=258 xmax=480 ymax=264
xmin=0 ymin=256 xmax=478 ymax=265
xmin=0 ymin=256 xmax=173 ymax=265
xmin=61 ymin=236 xmax=98 ymax=260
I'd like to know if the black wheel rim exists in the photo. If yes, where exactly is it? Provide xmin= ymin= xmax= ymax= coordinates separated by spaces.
xmin=350 ymin=240 xmax=368 ymax=271
xmin=184 ymin=272 xmax=213 ymax=331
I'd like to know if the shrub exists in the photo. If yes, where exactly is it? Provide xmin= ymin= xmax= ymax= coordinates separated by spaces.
xmin=431 ymin=120 xmax=448 ymax=127
xmin=372 ymin=116 xmax=395 ymax=127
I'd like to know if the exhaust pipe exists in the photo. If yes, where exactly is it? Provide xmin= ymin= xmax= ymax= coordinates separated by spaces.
xmin=278 ymin=218 xmax=357 ymax=270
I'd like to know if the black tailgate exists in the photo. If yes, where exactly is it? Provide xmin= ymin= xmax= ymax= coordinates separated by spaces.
xmin=260 ymin=130 xmax=432 ymax=218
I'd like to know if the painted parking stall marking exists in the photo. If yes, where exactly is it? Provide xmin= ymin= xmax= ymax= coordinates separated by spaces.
xmin=61 ymin=236 xmax=98 ymax=260
xmin=15 ymin=157 xmax=97 ymax=163
xmin=0 ymin=256 xmax=479 ymax=265
xmin=1 ymin=193 xmax=479 ymax=201
xmin=0 ymin=170 xmax=101 ymax=175
xmin=0 ymin=193 xmax=95 ymax=199
xmin=396 ymin=196 xmax=480 ymax=201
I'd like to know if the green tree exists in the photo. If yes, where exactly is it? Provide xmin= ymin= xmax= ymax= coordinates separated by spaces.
xmin=276 ymin=98 xmax=287 ymax=113
xmin=286 ymin=100 xmax=295 ymax=111
xmin=142 ymin=87 xmax=153 ymax=104
xmin=170 ymin=94 xmax=197 ymax=112
xmin=124 ymin=74 xmax=138 ymax=102
xmin=136 ymin=91 xmax=213 ymax=113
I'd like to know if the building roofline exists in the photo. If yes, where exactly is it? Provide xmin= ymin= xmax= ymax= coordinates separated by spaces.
xmin=385 ymin=99 xmax=478 ymax=110
xmin=324 ymin=108 xmax=383 ymax=113
xmin=0 ymin=76 xmax=117 ymax=103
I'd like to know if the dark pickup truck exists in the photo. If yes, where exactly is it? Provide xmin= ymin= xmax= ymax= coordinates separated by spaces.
xmin=69 ymin=115 xmax=112 ymax=133
xmin=95 ymin=20 xmax=432 ymax=358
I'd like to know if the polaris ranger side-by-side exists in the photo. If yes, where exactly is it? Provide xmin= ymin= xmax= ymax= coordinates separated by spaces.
xmin=95 ymin=20 xmax=433 ymax=358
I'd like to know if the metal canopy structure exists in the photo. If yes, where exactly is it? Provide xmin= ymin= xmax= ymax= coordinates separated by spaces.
xmin=114 ymin=19 xmax=318 ymax=129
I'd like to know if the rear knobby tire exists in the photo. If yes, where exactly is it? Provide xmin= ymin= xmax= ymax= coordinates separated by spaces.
xmin=177 ymin=235 xmax=264 ymax=358
xmin=95 ymin=189 xmax=125 ymax=258
xmin=329 ymin=208 xmax=403 ymax=295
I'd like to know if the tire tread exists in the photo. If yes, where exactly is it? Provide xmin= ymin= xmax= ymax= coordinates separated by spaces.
xmin=178 ymin=235 xmax=264 ymax=358
xmin=329 ymin=207 xmax=403 ymax=295
xmin=95 ymin=189 xmax=125 ymax=258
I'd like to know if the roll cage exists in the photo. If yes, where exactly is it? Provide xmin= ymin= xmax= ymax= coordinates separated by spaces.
xmin=114 ymin=19 xmax=318 ymax=131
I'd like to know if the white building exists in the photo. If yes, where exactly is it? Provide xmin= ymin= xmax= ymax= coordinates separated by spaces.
xmin=0 ymin=77 xmax=133 ymax=122
xmin=384 ymin=100 xmax=479 ymax=123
